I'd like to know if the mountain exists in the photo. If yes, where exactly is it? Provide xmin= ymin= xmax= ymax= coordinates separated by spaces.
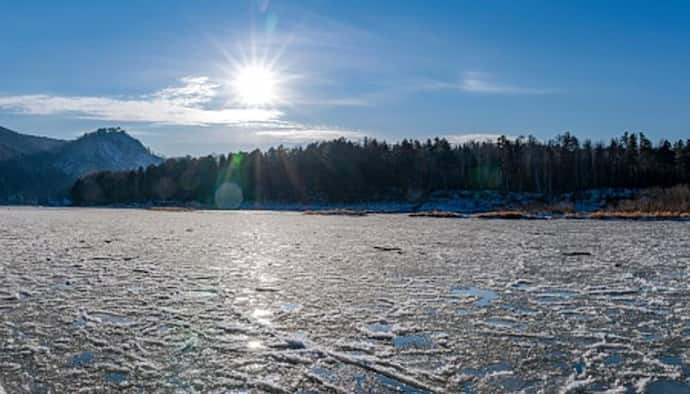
xmin=0 ymin=126 xmax=65 ymax=160
xmin=0 ymin=127 xmax=162 ymax=204
xmin=53 ymin=128 xmax=161 ymax=177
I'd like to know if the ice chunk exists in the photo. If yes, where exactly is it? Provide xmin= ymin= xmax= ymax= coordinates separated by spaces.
xmin=450 ymin=287 xmax=498 ymax=307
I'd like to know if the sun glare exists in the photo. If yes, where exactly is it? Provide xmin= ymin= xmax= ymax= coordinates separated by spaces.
xmin=231 ymin=63 xmax=279 ymax=107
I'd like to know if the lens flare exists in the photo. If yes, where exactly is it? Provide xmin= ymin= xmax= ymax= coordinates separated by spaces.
xmin=214 ymin=182 xmax=243 ymax=209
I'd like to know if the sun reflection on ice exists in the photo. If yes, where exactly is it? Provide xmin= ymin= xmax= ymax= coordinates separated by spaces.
xmin=252 ymin=308 xmax=272 ymax=325
xmin=247 ymin=339 xmax=265 ymax=350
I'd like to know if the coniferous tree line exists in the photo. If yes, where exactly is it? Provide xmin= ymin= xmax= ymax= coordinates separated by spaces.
xmin=71 ymin=132 xmax=690 ymax=206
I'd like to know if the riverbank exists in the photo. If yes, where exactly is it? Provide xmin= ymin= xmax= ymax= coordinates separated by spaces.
xmin=6 ymin=186 xmax=690 ymax=221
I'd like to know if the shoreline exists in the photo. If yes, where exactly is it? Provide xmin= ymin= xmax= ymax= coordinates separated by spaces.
xmin=3 ymin=204 xmax=689 ymax=221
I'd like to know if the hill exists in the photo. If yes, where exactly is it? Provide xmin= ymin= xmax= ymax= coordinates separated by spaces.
xmin=0 ymin=127 xmax=161 ymax=204
xmin=0 ymin=126 xmax=65 ymax=161
xmin=53 ymin=128 xmax=162 ymax=177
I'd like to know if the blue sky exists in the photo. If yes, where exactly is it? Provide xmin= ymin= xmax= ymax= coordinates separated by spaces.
xmin=1 ymin=0 xmax=690 ymax=156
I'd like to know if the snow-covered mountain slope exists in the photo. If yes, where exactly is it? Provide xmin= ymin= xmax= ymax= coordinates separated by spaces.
xmin=53 ymin=128 xmax=161 ymax=176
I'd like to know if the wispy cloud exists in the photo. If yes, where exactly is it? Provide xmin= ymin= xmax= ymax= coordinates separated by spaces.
xmin=0 ymin=76 xmax=282 ymax=126
xmin=444 ymin=133 xmax=517 ymax=144
xmin=0 ymin=74 xmax=367 ymax=149
xmin=293 ymin=97 xmax=372 ymax=107
xmin=255 ymin=126 xmax=364 ymax=143
xmin=461 ymin=72 xmax=552 ymax=95
xmin=420 ymin=72 xmax=553 ymax=96
xmin=153 ymin=76 xmax=219 ymax=106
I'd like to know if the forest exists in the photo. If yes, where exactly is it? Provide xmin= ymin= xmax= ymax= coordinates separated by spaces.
xmin=71 ymin=132 xmax=690 ymax=206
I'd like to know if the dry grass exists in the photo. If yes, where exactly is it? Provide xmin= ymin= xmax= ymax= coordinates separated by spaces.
xmin=608 ymin=185 xmax=690 ymax=213
xmin=589 ymin=211 xmax=690 ymax=220
xmin=303 ymin=209 xmax=368 ymax=216
xmin=592 ymin=184 xmax=690 ymax=220
xmin=409 ymin=210 xmax=466 ymax=218
xmin=524 ymin=200 xmax=576 ymax=215
xmin=480 ymin=185 xmax=690 ymax=220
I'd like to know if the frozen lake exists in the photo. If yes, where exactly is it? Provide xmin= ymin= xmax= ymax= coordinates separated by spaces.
xmin=1 ymin=207 xmax=689 ymax=393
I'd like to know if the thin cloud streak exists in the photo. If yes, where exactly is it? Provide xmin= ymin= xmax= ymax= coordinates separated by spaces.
xmin=444 ymin=133 xmax=517 ymax=144
xmin=461 ymin=72 xmax=552 ymax=95
xmin=421 ymin=72 xmax=553 ymax=96
xmin=0 ymin=76 xmax=282 ymax=126
xmin=255 ymin=128 xmax=364 ymax=142
xmin=290 ymin=97 xmax=372 ymax=107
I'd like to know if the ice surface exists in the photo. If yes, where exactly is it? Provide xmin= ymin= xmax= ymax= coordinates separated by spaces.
xmin=646 ymin=380 xmax=690 ymax=394
xmin=393 ymin=335 xmax=432 ymax=349
xmin=0 ymin=207 xmax=689 ymax=392
xmin=450 ymin=287 xmax=498 ymax=307
xmin=69 ymin=352 xmax=95 ymax=368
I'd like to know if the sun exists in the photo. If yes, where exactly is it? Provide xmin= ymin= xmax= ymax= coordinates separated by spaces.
xmin=231 ymin=63 xmax=279 ymax=107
